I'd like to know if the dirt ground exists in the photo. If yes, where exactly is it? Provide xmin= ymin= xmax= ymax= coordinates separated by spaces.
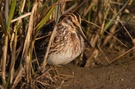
xmin=56 ymin=55 xmax=135 ymax=89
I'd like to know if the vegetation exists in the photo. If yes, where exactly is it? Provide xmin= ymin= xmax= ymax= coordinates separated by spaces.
xmin=0 ymin=0 xmax=134 ymax=88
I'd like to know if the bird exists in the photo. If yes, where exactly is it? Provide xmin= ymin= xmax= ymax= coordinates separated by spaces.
xmin=35 ymin=13 xmax=89 ymax=65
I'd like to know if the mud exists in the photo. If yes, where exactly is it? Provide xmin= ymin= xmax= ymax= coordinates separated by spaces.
xmin=57 ymin=56 xmax=135 ymax=89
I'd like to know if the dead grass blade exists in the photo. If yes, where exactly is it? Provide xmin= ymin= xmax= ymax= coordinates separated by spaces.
xmin=1 ymin=35 xmax=8 ymax=87
xmin=21 ymin=1 xmax=38 ymax=83
xmin=42 ymin=26 xmax=57 ymax=68
xmin=11 ymin=13 xmax=31 ymax=23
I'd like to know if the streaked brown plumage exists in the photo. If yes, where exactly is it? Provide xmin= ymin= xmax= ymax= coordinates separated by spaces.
xmin=36 ymin=13 xmax=85 ymax=65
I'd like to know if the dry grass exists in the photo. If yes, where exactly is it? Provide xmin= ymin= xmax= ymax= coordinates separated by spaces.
xmin=0 ymin=0 xmax=134 ymax=88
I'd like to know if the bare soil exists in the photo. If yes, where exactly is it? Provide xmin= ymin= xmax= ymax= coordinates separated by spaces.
xmin=57 ymin=55 xmax=135 ymax=89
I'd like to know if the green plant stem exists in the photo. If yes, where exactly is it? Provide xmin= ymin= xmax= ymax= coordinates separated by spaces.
xmin=101 ymin=0 xmax=130 ymax=35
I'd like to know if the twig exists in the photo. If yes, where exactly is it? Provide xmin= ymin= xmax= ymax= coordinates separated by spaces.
xmin=110 ymin=47 xmax=135 ymax=63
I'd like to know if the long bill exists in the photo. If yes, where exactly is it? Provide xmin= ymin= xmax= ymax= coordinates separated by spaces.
xmin=77 ymin=26 xmax=92 ymax=48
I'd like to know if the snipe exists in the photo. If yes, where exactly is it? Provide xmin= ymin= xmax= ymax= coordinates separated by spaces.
xmin=36 ymin=13 xmax=87 ymax=65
